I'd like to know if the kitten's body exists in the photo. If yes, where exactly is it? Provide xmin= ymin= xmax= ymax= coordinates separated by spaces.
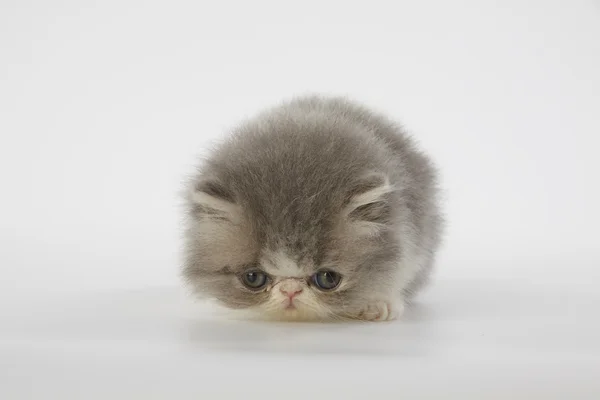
xmin=183 ymin=96 xmax=443 ymax=321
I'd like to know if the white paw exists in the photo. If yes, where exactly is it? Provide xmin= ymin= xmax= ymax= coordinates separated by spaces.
xmin=357 ymin=299 xmax=404 ymax=322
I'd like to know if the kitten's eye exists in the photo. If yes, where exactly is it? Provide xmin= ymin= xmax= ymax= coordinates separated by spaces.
xmin=241 ymin=270 xmax=268 ymax=290
xmin=312 ymin=271 xmax=341 ymax=291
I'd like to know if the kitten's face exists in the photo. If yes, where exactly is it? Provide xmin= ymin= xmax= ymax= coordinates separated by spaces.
xmin=183 ymin=172 xmax=401 ymax=321
xmin=228 ymin=249 xmax=347 ymax=321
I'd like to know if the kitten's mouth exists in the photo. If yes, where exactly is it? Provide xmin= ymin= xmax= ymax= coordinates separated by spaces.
xmin=284 ymin=301 xmax=297 ymax=310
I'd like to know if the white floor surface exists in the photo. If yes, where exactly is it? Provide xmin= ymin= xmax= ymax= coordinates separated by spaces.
xmin=2 ymin=261 xmax=599 ymax=399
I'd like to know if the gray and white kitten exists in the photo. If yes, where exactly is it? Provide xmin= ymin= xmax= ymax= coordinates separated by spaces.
xmin=183 ymin=96 xmax=443 ymax=322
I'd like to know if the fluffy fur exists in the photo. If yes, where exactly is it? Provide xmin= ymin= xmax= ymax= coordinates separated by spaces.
xmin=182 ymin=96 xmax=443 ymax=322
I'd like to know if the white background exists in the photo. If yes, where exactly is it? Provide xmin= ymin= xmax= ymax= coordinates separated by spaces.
xmin=1 ymin=1 xmax=599 ymax=399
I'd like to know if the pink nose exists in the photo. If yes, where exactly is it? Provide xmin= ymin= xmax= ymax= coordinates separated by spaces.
xmin=280 ymin=287 xmax=303 ymax=299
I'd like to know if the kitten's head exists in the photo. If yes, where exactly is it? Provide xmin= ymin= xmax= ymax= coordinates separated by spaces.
xmin=183 ymin=172 xmax=401 ymax=321
xmin=183 ymin=114 xmax=402 ymax=321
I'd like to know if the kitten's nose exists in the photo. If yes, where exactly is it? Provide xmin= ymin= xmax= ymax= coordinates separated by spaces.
xmin=279 ymin=280 xmax=303 ymax=299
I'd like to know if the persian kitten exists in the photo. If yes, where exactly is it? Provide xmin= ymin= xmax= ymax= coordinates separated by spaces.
xmin=183 ymin=96 xmax=443 ymax=321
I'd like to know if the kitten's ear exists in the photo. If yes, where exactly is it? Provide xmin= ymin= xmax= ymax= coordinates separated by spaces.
xmin=342 ymin=172 xmax=395 ymax=235
xmin=189 ymin=179 xmax=240 ymax=222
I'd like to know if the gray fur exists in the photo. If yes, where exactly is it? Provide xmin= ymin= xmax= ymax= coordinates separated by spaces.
xmin=182 ymin=96 xmax=443 ymax=321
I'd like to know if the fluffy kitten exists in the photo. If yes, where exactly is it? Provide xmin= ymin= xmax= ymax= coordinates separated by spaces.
xmin=183 ymin=96 xmax=443 ymax=322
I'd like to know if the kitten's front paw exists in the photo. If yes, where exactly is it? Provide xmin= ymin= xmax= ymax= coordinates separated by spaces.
xmin=356 ymin=299 xmax=403 ymax=322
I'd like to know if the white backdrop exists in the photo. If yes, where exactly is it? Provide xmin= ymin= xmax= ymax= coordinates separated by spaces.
xmin=1 ymin=1 xmax=599 ymax=398
xmin=1 ymin=0 xmax=599 ymax=294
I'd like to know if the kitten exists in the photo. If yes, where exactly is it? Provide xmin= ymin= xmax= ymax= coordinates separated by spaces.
xmin=182 ymin=96 xmax=443 ymax=322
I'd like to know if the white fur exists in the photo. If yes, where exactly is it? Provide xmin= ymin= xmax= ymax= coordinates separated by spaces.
xmin=261 ymin=250 xmax=305 ymax=278
xmin=190 ymin=190 xmax=240 ymax=222
xmin=256 ymin=252 xmax=334 ymax=320
xmin=351 ymin=221 xmax=388 ymax=237
xmin=343 ymin=176 xmax=394 ymax=218
xmin=358 ymin=299 xmax=403 ymax=321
